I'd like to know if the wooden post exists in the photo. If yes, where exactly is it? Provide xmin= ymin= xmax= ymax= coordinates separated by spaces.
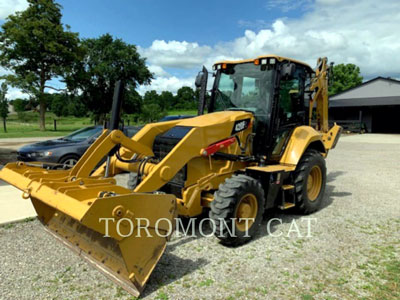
xmin=3 ymin=118 xmax=6 ymax=133
xmin=359 ymin=110 xmax=363 ymax=133
xmin=128 ymin=119 xmax=130 ymax=126
xmin=54 ymin=119 xmax=57 ymax=131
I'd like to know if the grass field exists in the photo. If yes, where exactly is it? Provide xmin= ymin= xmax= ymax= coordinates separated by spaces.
xmin=0 ymin=110 xmax=197 ymax=139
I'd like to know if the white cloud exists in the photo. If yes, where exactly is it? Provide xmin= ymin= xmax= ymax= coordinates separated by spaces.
xmin=6 ymin=87 xmax=28 ymax=99
xmin=148 ymin=65 xmax=171 ymax=78
xmin=139 ymin=0 xmax=400 ymax=94
xmin=5 ymin=0 xmax=400 ymax=96
xmin=139 ymin=40 xmax=213 ymax=69
xmin=138 ymin=76 xmax=195 ymax=95
xmin=0 ymin=0 xmax=28 ymax=20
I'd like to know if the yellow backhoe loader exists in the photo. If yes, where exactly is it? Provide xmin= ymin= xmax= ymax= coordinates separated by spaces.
xmin=0 ymin=55 xmax=341 ymax=297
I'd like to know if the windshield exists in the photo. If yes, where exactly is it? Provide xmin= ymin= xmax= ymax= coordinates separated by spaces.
xmin=63 ymin=126 xmax=102 ymax=142
xmin=212 ymin=63 xmax=274 ymax=116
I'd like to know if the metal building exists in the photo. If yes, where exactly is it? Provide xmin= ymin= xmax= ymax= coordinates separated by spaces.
xmin=329 ymin=77 xmax=400 ymax=133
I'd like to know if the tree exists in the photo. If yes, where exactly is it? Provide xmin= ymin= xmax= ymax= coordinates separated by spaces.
xmin=0 ymin=83 xmax=9 ymax=132
xmin=329 ymin=63 xmax=363 ymax=96
xmin=50 ymin=93 xmax=70 ymax=117
xmin=66 ymin=34 xmax=152 ymax=122
xmin=0 ymin=0 xmax=81 ymax=130
xmin=123 ymin=89 xmax=143 ymax=114
xmin=159 ymin=91 xmax=174 ymax=111
xmin=139 ymin=103 xmax=166 ymax=123
xmin=143 ymin=90 xmax=160 ymax=106
xmin=11 ymin=98 xmax=29 ymax=112
xmin=176 ymin=86 xmax=197 ymax=109
xmin=48 ymin=93 xmax=87 ymax=117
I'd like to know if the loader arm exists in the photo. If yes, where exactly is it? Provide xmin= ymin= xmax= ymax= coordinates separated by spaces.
xmin=0 ymin=82 xmax=181 ymax=297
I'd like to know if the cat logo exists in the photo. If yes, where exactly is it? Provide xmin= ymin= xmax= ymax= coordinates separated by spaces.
xmin=231 ymin=118 xmax=251 ymax=135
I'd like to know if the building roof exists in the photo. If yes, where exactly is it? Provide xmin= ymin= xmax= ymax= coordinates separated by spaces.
xmin=330 ymin=96 xmax=400 ymax=107
xmin=329 ymin=77 xmax=400 ymax=107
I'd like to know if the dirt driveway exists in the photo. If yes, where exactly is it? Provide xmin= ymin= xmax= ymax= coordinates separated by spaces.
xmin=0 ymin=134 xmax=399 ymax=300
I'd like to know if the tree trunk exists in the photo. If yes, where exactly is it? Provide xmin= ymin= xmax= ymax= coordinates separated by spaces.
xmin=39 ymin=99 xmax=46 ymax=131
xmin=98 ymin=114 xmax=106 ymax=127
xmin=39 ymin=69 xmax=46 ymax=131
xmin=2 ymin=118 xmax=6 ymax=133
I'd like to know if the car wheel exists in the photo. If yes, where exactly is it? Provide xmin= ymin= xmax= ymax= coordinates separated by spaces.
xmin=59 ymin=155 xmax=79 ymax=169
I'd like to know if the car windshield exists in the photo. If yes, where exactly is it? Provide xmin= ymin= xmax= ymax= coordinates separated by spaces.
xmin=213 ymin=63 xmax=274 ymax=116
xmin=62 ymin=127 xmax=102 ymax=142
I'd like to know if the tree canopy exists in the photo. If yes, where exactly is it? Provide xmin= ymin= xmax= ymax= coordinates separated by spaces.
xmin=329 ymin=63 xmax=363 ymax=96
xmin=0 ymin=0 xmax=81 ymax=130
xmin=66 ymin=33 xmax=152 ymax=122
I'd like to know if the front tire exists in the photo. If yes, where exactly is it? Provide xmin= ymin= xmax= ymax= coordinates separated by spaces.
xmin=209 ymin=174 xmax=265 ymax=246
xmin=294 ymin=149 xmax=327 ymax=214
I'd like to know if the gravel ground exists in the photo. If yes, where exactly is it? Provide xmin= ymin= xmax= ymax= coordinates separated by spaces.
xmin=0 ymin=134 xmax=399 ymax=300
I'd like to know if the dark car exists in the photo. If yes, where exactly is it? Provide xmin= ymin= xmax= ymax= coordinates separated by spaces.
xmin=159 ymin=115 xmax=194 ymax=122
xmin=17 ymin=126 xmax=138 ymax=168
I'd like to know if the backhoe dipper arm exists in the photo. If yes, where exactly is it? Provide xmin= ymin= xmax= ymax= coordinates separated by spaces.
xmin=309 ymin=57 xmax=330 ymax=133
xmin=309 ymin=57 xmax=342 ymax=150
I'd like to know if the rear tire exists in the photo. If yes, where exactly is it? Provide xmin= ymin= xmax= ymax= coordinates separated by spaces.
xmin=209 ymin=174 xmax=265 ymax=246
xmin=294 ymin=149 xmax=327 ymax=214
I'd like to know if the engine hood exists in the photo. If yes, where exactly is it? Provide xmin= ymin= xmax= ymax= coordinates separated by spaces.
xmin=176 ymin=111 xmax=253 ymax=128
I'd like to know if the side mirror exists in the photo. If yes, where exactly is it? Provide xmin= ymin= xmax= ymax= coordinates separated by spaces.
xmin=281 ymin=63 xmax=296 ymax=79
xmin=196 ymin=66 xmax=208 ymax=115
xmin=195 ymin=70 xmax=206 ymax=88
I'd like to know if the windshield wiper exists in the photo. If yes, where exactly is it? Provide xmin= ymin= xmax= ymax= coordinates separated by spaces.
xmin=214 ymin=88 xmax=234 ymax=110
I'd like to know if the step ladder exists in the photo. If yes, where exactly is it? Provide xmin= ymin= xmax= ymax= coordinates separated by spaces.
xmin=279 ymin=184 xmax=295 ymax=210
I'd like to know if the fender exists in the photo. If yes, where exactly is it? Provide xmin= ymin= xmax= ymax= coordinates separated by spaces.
xmin=279 ymin=126 xmax=326 ymax=166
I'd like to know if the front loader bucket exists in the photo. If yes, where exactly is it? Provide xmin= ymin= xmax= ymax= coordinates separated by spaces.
xmin=0 ymin=162 xmax=177 ymax=297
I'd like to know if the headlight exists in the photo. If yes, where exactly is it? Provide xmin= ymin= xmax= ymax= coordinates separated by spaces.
xmin=28 ymin=151 xmax=52 ymax=158
xmin=44 ymin=151 xmax=53 ymax=157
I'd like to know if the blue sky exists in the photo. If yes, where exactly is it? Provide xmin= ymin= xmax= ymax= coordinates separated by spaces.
xmin=57 ymin=0 xmax=302 ymax=47
xmin=1 ymin=0 xmax=400 ymax=98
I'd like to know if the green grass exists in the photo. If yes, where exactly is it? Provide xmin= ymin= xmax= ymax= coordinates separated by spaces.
xmin=166 ymin=109 xmax=197 ymax=116
xmin=363 ymin=243 xmax=400 ymax=299
xmin=198 ymin=278 xmax=214 ymax=287
xmin=0 ymin=110 xmax=196 ymax=138
xmin=0 ymin=112 xmax=93 ymax=138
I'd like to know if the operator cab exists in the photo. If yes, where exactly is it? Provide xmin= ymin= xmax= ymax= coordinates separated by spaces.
xmin=206 ymin=55 xmax=314 ymax=161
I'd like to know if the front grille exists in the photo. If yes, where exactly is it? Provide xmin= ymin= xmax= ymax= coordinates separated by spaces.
xmin=153 ymin=126 xmax=192 ymax=198
xmin=17 ymin=152 xmax=27 ymax=158
xmin=153 ymin=126 xmax=192 ymax=160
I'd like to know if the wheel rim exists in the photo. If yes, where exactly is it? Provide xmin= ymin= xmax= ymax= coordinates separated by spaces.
xmin=63 ymin=158 xmax=77 ymax=168
xmin=307 ymin=165 xmax=322 ymax=201
xmin=235 ymin=193 xmax=258 ymax=232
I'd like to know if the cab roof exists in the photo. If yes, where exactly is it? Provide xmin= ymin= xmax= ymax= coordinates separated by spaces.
xmin=214 ymin=54 xmax=314 ymax=73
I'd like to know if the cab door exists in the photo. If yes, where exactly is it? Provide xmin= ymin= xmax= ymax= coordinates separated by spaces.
xmin=269 ymin=66 xmax=308 ymax=160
